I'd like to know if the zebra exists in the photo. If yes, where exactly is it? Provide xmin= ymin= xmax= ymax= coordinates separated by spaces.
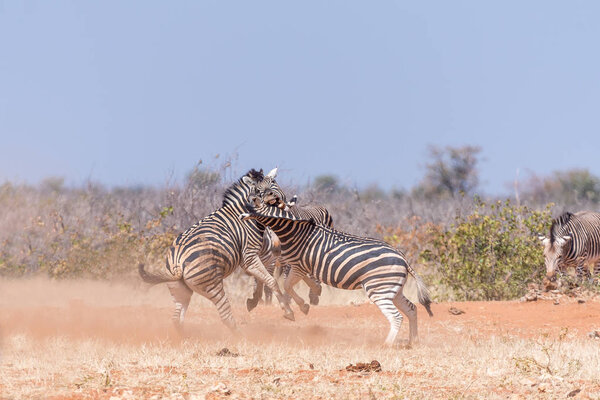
xmin=247 ymin=200 xmax=334 ymax=313
xmin=539 ymin=211 xmax=600 ymax=281
xmin=138 ymin=168 xmax=296 ymax=332
xmin=240 ymin=198 xmax=434 ymax=346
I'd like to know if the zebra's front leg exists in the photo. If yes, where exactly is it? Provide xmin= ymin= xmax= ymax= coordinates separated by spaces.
xmin=245 ymin=256 xmax=295 ymax=321
xmin=284 ymin=269 xmax=310 ymax=315
xmin=575 ymin=263 xmax=591 ymax=281
xmin=302 ymin=275 xmax=322 ymax=306
xmin=247 ymin=277 xmax=264 ymax=312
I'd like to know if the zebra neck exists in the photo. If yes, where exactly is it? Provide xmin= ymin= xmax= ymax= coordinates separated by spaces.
xmin=221 ymin=182 xmax=251 ymax=211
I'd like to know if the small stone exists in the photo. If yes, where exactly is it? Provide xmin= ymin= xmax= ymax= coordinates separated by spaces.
xmin=210 ymin=382 xmax=231 ymax=395
xmin=519 ymin=377 xmax=537 ymax=387
xmin=577 ymin=299 xmax=586 ymax=304
xmin=588 ymin=331 xmax=600 ymax=339
xmin=216 ymin=348 xmax=239 ymax=357
xmin=567 ymin=388 xmax=581 ymax=397
xmin=448 ymin=307 xmax=465 ymax=315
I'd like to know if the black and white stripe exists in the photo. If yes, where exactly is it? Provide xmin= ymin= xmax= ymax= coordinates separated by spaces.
xmin=247 ymin=203 xmax=334 ymax=312
xmin=241 ymin=201 xmax=433 ymax=346
xmin=540 ymin=211 xmax=600 ymax=280
xmin=138 ymin=168 xmax=296 ymax=331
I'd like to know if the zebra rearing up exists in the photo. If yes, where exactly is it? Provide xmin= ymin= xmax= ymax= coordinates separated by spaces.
xmin=539 ymin=211 xmax=600 ymax=281
xmin=241 ymin=198 xmax=433 ymax=346
xmin=138 ymin=168 xmax=296 ymax=331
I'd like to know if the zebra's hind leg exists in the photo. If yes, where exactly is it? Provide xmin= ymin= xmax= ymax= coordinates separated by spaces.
xmin=370 ymin=295 xmax=403 ymax=347
xmin=167 ymin=280 xmax=193 ymax=333
xmin=393 ymin=292 xmax=419 ymax=345
xmin=194 ymin=279 xmax=237 ymax=331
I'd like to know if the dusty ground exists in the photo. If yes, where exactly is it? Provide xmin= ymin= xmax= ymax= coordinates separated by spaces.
xmin=1 ymin=278 xmax=599 ymax=399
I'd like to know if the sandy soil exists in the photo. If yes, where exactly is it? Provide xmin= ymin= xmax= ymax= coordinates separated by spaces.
xmin=1 ymin=279 xmax=599 ymax=399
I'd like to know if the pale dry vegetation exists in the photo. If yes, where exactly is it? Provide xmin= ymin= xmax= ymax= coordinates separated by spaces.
xmin=2 ymin=156 xmax=600 ymax=399
xmin=1 ymin=279 xmax=600 ymax=399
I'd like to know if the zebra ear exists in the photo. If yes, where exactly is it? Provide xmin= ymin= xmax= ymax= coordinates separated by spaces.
xmin=266 ymin=167 xmax=278 ymax=179
xmin=242 ymin=176 xmax=256 ymax=186
xmin=562 ymin=235 xmax=572 ymax=242
xmin=538 ymin=235 xmax=546 ymax=241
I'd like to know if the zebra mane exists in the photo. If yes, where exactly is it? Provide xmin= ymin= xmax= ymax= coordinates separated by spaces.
xmin=549 ymin=211 xmax=573 ymax=244
xmin=222 ymin=169 xmax=264 ymax=207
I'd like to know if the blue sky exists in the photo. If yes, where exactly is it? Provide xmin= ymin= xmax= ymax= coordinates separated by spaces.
xmin=1 ymin=1 xmax=599 ymax=194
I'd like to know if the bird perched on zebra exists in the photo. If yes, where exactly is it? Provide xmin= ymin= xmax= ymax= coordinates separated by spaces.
xmin=539 ymin=211 xmax=600 ymax=281
xmin=240 ymin=196 xmax=433 ymax=346
xmin=138 ymin=168 xmax=297 ymax=332
xmin=247 ymin=196 xmax=333 ymax=313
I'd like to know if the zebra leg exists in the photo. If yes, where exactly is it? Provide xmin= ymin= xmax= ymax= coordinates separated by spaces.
xmin=370 ymin=296 xmax=403 ymax=347
xmin=245 ymin=257 xmax=295 ymax=321
xmin=575 ymin=264 xmax=591 ymax=281
xmin=393 ymin=292 xmax=419 ymax=345
xmin=264 ymin=259 xmax=281 ymax=306
xmin=247 ymin=278 xmax=264 ymax=312
xmin=284 ymin=270 xmax=310 ymax=315
xmin=263 ymin=285 xmax=273 ymax=305
xmin=167 ymin=280 xmax=193 ymax=332
xmin=302 ymin=275 xmax=322 ymax=306
xmin=195 ymin=279 xmax=237 ymax=331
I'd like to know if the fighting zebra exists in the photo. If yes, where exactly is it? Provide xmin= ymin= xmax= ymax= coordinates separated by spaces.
xmin=539 ymin=211 xmax=600 ymax=281
xmin=138 ymin=168 xmax=296 ymax=331
xmin=241 ymin=199 xmax=433 ymax=346
xmin=247 ymin=201 xmax=334 ymax=313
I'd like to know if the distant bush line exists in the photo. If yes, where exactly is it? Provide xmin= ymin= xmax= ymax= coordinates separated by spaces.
xmin=0 ymin=167 xmax=596 ymax=300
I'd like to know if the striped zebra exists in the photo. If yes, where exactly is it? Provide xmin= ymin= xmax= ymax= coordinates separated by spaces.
xmin=539 ymin=211 xmax=600 ymax=281
xmin=247 ymin=201 xmax=334 ymax=313
xmin=138 ymin=168 xmax=296 ymax=331
xmin=240 ymin=199 xmax=433 ymax=346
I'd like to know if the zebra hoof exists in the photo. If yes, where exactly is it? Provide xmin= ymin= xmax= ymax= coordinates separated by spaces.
xmin=247 ymin=298 xmax=258 ymax=312
xmin=283 ymin=311 xmax=295 ymax=321
xmin=300 ymin=303 xmax=310 ymax=315
xmin=309 ymin=293 xmax=320 ymax=306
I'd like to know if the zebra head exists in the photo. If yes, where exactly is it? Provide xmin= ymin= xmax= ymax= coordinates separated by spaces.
xmin=539 ymin=234 xmax=572 ymax=280
xmin=239 ymin=167 xmax=287 ymax=209
xmin=254 ymin=167 xmax=288 ymax=209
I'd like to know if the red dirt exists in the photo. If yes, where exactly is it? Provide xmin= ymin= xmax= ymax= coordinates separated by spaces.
xmin=2 ymin=295 xmax=599 ymax=346
xmin=2 ymin=280 xmax=600 ymax=399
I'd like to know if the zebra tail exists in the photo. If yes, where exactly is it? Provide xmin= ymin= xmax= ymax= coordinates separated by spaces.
xmin=406 ymin=263 xmax=434 ymax=317
xmin=138 ymin=262 xmax=182 ymax=285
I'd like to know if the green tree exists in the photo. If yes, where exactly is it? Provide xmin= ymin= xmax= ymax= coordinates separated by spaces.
xmin=420 ymin=199 xmax=552 ymax=300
